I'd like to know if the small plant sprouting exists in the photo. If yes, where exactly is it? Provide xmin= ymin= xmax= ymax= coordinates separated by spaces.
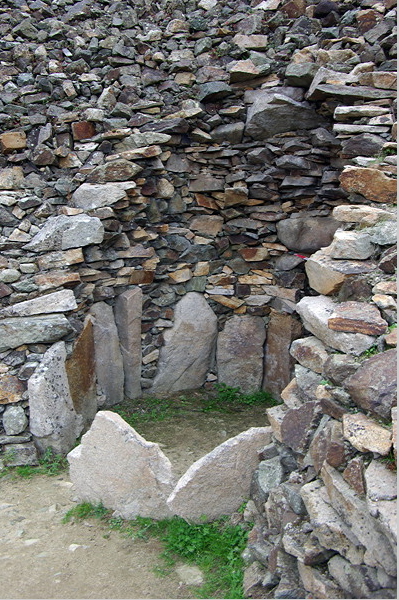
xmin=63 ymin=504 xmax=250 ymax=598
xmin=0 ymin=447 xmax=68 ymax=480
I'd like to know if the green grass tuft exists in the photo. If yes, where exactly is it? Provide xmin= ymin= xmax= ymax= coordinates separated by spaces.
xmin=0 ymin=447 xmax=68 ymax=480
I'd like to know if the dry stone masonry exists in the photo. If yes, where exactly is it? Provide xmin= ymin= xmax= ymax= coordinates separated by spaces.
xmin=0 ymin=0 xmax=396 ymax=597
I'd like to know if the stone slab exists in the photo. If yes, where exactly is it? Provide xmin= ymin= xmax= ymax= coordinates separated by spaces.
xmin=342 ymin=413 xmax=392 ymax=455
xmin=28 ymin=342 xmax=83 ymax=454
xmin=114 ymin=288 xmax=142 ymax=400
xmin=68 ymin=411 xmax=175 ymax=519
xmin=167 ymin=427 xmax=272 ymax=522
xmin=217 ymin=315 xmax=266 ymax=393
xmin=296 ymin=296 xmax=376 ymax=355
xmin=24 ymin=214 xmax=104 ymax=252
xmin=0 ymin=314 xmax=73 ymax=351
xmin=0 ymin=289 xmax=77 ymax=317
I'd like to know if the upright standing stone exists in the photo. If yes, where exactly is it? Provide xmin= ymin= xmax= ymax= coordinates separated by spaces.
xmin=68 ymin=411 xmax=175 ymax=519
xmin=150 ymin=293 xmax=217 ymax=395
xmin=28 ymin=342 xmax=83 ymax=454
xmin=114 ymin=288 xmax=142 ymax=400
xmin=167 ymin=427 xmax=272 ymax=522
xmin=263 ymin=311 xmax=302 ymax=399
xmin=217 ymin=315 xmax=266 ymax=393
xmin=90 ymin=302 xmax=124 ymax=406
xmin=65 ymin=316 xmax=97 ymax=430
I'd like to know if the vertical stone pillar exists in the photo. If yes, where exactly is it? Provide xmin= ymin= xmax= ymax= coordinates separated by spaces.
xmin=262 ymin=310 xmax=303 ymax=400
xmin=90 ymin=301 xmax=124 ymax=406
xmin=114 ymin=288 xmax=143 ymax=399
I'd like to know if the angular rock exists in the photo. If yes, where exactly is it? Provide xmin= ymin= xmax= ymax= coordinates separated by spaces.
xmin=332 ymin=205 xmax=395 ymax=226
xmin=295 ymin=365 xmax=324 ymax=401
xmin=89 ymin=302 xmax=124 ymax=407
xmin=340 ymin=167 xmax=397 ymax=204
xmin=343 ymin=457 xmax=366 ymax=496
xmin=281 ymin=401 xmax=324 ymax=454
xmin=167 ymin=427 xmax=272 ymax=522
xmin=28 ymin=342 xmax=83 ymax=454
xmin=0 ymin=374 xmax=25 ymax=404
xmin=114 ymin=288 xmax=142 ymax=400
xmin=321 ymin=463 xmax=396 ymax=576
xmin=328 ymin=301 xmax=388 ymax=336
xmin=151 ymin=293 xmax=217 ymax=395
xmin=0 ymin=167 xmax=24 ymax=190
xmin=365 ymin=460 xmax=397 ymax=502
xmin=68 ymin=411 xmax=174 ymax=519
xmin=262 ymin=312 xmax=302 ymax=400
xmin=344 ymin=349 xmax=396 ymax=419
xmin=0 ymin=290 xmax=77 ymax=318
xmin=342 ymin=413 xmax=392 ymax=455
xmin=276 ymin=216 xmax=339 ymax=253
xmin=65 ymin=317 xmax=97 ymax=430
xmin=328 ymin=230 xmax=374 ymax=260
xmin=301 ymin=480 xmax=365 ymax=565
xmin=2 ymin=442 xmax=38 ymax=466
xmin=328 ymin=555 xmax=384 ymax=599
xmin=296 ymin=296 xmax=375 ymax=355
xmin=217 ymin=315 xmax=266 ymax=393
xmin=86 ymin=160 xmax=142 ymax=183
xmin=197 ymin=82 xmax=232 ymax=102
xmin=309 ymin=419 xmax=348 ymax=474
xmin=190 ymin=215 xmax=223 ymax=236
xmin=305 ymin=248 xmax=374 ymax=295
xmin=322 ymin=354 xmax=360 ymax=386
xmin=290 ymin=336 xmax=329 ymax=374
xmin=298 ymin=562 xmax=346 ymax=599
xmin=72 ymin=182 xmax=136 ymax=210
xmin=246 ymin=93 xmax=325 ymax=139
xmin=0 ymin=315 xmax=73 ymax=351
xmin=250 ymin=456 xmax=284 ymax=511
xmin=24 ymin=215 xmax=104 ymax=252
xmin=0 ymin=131 xmax=27 ymax=154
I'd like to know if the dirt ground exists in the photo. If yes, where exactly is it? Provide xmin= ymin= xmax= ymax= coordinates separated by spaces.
xmin=0 ymin=405 xmax=269 ymax=599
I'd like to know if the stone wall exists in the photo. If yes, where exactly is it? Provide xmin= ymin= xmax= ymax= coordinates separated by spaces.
xmin=0 ymin=1 xmax=396 ymax=595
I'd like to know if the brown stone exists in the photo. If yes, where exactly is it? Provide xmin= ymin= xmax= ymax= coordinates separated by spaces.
xmin=190 ymin=215 xmax=223 ymax=236
xmin=290 ymin=337 xmax=329 ymax=374
xmin=309 ymin=419 xmax=348 ymax=474
xmin=211 ymin=295 xmax=245 ymax=309
xmin=263 ymin=311 xmax=302 ymax=400
xmin=343 ymin=457 xmax=366 ymax=496
xmin=71 ymin=121 xmax=96 ymax=141
xmin=342 ymin=413 xmax=392 ymax=455
xmin=328 ymin=301 xmax=388 ymax=336
xmin=356 ymin=9 xmax=380 ymax=33
xmin=282 ymin=0 xmax=306 ymax=18
xmin=340 ymin=167 xmax=397 ymax=204
xmin=239 ymin=247 xmax=270 ymax=261
xmin=0 ymin=131 xmax=27 ymax=154
xmin=0 ymin=374 xmax=26 ymax=404
xmin=128 ymin=270 xmax=154 ymax=285
xmin=65 ymin=317 xmax=97 ymax=429
xmin=0 ymin=283 xmax=12 ymax=298
xmin=281 ymin=401 xmax=324 ymax=454
xmin=37 ymin=248 xmax=84 ymax=270
xmin=305 ymin=249 xmax=375 ymax=295
xmin=213 ymin=186 xmax=248 ymax=208
xmin=344 ymin=349 xmax=397 ymax=419
xmin=194 ymin=193 xmax=218 ymax=210
xmin=168 ymin=268 xmax=192 ymax=283
xmin=34 ymin=271 xmax=81 ymax=291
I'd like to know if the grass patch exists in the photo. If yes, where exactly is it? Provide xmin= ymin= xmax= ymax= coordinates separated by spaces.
xmin=63 ymin=504 xmax=250 ymax=599
xmin=112 ymin=385 xmax=280 ymax=427
xmin=0 ymin=447 xmax=68 ymax=480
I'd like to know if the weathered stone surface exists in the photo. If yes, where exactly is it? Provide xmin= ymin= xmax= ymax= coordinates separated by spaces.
xmin=65 ymin=317 xmax=97 ymax=430
xmin=328 ymin=301 xmax=388 ymax=336
xmin=290 ymin=336 xmax=329 ymax=374
xmin=281 ymin=402 xmax=324 ymax=454
xmin=0 ymin=131 xmax=27 ymax=154
xmin=340 ymin=167 xmax=397 ymax=203
xmin=0 ymin=289 xmax=77 ymax=317
xmin=86 ymin=160 xmax=142 ymax=183
xmin=1 ymin=442 xmax=38 ymax=466
xmin=332 ymin=205 xmax=395 ymax=226
xmin=298 ymin=562 xmax=346 ymax=599
xmin=0 ymin=167 xmax=24 ymax=190
xmin=343 ymin=457 xmax=366 ymax=496
xmin=263 ymin=312 xmax=302 ymax=399
xmin=2 ymin=405 xmax=28 ymax=435
xmin=322 ymin=354 xmax=360 ymax=386
xmin=344 ymin=349 xmax=396 ymax=418
xmin=151 ymin=293 xmax=217 ymax=395
xmin=190 ymin=215 xmax=223 ymax=236
xmin=167 ymin=427 xmax=272 ymax=521
xmin=365 ymin=460 xmax=397 ymax=502
xmin=342 ymin=413 xmax=392 ymax=455
xmin=217 ymin=315 xmax=266 ymax=393
xmin=0 ymin=374 xmax=26 ymax=404
xmin=89 ymin=302 xmax=124 ymax=407
xmin=309 ymin=419 xmax=348 ymax=474
xmin=72 ymin=182 xmax=136 ymax=210
xmin=68 ymin=411 xmax=175 ymax=519
xmin=250 ymin=456 xmax=284 ymax=511
xmin=276 ymin=216 xmax=339 ymax=253
xmin=246 ymin=93 xmax=325 ymax=139
xmin=266 ymin=404 xmax=287 ymax=442
xmin=328 ymin=230 xmax=374 ymax=260
xmin=305 ymin=249 xmax=374 ymax=295
xmin=114 ymin=288 xmax=142 ymax=400
xmin=295 ymin=365 xmax=324 ymax=401
xmin=296 ymin=296 xmax=375 ymax=355
xmin=29 ymin=342 xmax=83 ymax=454
xmin=301 ymin=480 xmax=365 ymax=565
xmin=321 ymin=463 xmax=396 ymax=576
xmin=0 ymin=314 xmax=73 ymax=351
xmin=328 ymin=555 xmax=384 ymax=599
xmin=24 ymin=215 xmax=104 ymax=252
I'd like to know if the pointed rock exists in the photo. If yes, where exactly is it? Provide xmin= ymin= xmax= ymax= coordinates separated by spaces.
xmin=114 ymin=288 xmax=142 ymax=400
xmin=68 ymin=411 xmax=175 ymax=519
xmin=167 ymin=427 xmax=272 ymax=521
